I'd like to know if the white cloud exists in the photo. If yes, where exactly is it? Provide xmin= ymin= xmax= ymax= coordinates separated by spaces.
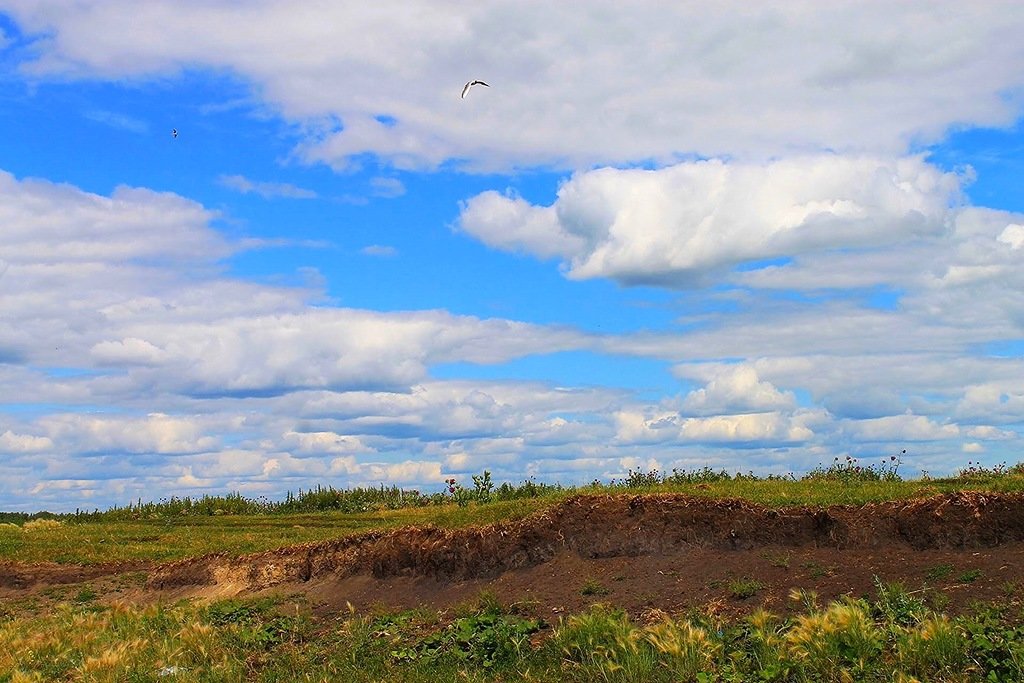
xmin=966 ymin=425 xmax=1016 ymax=440
xmin=0 ymin=430 xmax=53 ymax=453
xmin=998 ymin=224 xmax=1024 ymax=249
xmin=0 ymin=171 xmax=229 ymax=265
xmin=218 ymin=174 xmax=317 ymax=199
xmin=370 ymin=177 xmax=406 ymax=198
xmin=842 ymin=413 xmax=960 ymax=442
xmin=38 ymin=413 xmax=221 ymax=454
xmin=459 ymin=156 xmax=961 ymax=285
xmin=4 ymin=3 xmax=1023 ymax=169
xmin=280 ymin=430 xmax=374 ymax=456
xmin=457 ymin=190 xmax=584 ymax=259
xmin=83 ymin=109 xmax=149 ymax=134
xmin=361 ymin=244 xmax=398 ymax=258
xmin=679 ymin=365 xmax=796 ymax=416
xmin=614 ymin=408 xmax=814 ymax=446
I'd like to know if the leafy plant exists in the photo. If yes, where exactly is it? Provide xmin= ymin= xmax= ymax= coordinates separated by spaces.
xmin=872 ymin=577 xmax=927 ymax=627
xmin=958 ymin=606 xmax=1024 ymax=681
xmin=411 ymin=608 xmax=541 ymax=669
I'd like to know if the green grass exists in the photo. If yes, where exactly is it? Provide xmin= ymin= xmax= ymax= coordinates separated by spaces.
xmin=958 ymin=569 xmax=983 ymax=583
xmin=2 ymin=586 xmax=1023 ymax=682
xmin=580 ymin=578 xmax=611 ymax=597
xmin=727 ymin=577 xmax=765 ymax=600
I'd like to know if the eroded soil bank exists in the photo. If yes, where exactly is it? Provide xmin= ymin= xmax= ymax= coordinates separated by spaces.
xmin=146 ymin=491 xmax=1024 ymax=591
xmin=3 ymin=492 xmax=1023 ymax=618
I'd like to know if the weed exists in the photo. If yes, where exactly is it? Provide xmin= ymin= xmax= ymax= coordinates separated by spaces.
xmin=804 ymin=451 xmax=904 ymax=483
xmin=959 ymin=606 xmax=1024 ymax=681
xmin=581 ymin=578 xmax=611 ymax=597
xmin=645 ymin=617 xmax=720 ymax=680
xmin=957 ymin=569 xmax=982 ymax=583
xmin=872 ymin=576 xmax=927 ymax=627
xmin=785 ymin=599 xmax=883 ymax=680
xmin=412 ymin=608 xmax=542 ymax=670
xmin=802 ymin=561 xmax=835 ymax=579
xmin=763 ymin=550 xmax=791 ymax=569
xmin=896 ymin=614 xmax=968 ymax=680
xmin=728 ymin=577 xmax=764 ymax=600
xmin=555 ymin=604 xmax=659 ymax=682
xmin=925 ymin=563 xmax=954 ymax=582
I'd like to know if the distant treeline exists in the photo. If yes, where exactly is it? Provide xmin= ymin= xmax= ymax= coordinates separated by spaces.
xmin=0 ymin=510 xmax=59 ymax=525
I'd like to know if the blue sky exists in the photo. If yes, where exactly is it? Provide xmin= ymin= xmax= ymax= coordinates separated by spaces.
xmin=1 ymin=3 xmax=1023 ymax=511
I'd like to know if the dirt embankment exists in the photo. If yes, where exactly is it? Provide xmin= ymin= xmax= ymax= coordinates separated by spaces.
xmin=145 ymin=491 xmax=1024 ymax=594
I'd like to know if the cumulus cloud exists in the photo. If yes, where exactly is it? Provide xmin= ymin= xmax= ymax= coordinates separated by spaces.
xmin=842 ymin=413 xmax=960 ymax=442
xmin=678 ymin=365 xmax=796 ymax=416
xmin=615 ymin=409 xmax=814 ymax=446
xmin=4 ymin=3 xmax=1024 ymax=169
xmin=37 ymin=413 xmax=220 ymax=454
xmin=0 ymin=171 xmax=229 ymax=266
xmin=0 ymin=430 xmax=53 ymax=453
xmin=459 ymin=156 xmax=962 ymax=286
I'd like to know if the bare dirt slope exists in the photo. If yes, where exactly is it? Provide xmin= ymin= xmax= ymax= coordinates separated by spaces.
xmin=4 ymin=492 xmax=1024 ymax=618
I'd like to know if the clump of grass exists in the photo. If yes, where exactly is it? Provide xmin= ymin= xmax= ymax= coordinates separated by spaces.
xmin=957 ymin=569 xmax=983 ymax=583
xmin=763 ymin=550 xmax=791 ymax=569
xmin=785 ymin=599 xmax=883 ymax=681
xmin=802 ymin=561 xmax=836 ymax=579
xmin=872 ymin=577 xmax=928 ymax=627
xmin=728 ymin=577 xmax=764 ymax=600
xmin=925 ymin=563 xmax=954 ymax=582
xmin=644 ymin=617 xmax=720 ymax=681
xmin=581 ymin=578 xmax=611 ymax=597
xmin=21 ymin=519 xmax=62 ymax=532
xmin=896 ymin=614 xmax=968 ymax=679
xmin=554 ymin=604 xmax=658 ymax=682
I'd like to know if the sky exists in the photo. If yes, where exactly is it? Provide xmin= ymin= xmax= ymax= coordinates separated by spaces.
xmin=0 ymin=2 xmax=1023 ymax=512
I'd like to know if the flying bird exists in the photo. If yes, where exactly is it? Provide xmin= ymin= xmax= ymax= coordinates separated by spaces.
xmin=461 ymin=80 xmax=489 ymax=99
xmin=171 ymin=129 xmax=178 ymax=138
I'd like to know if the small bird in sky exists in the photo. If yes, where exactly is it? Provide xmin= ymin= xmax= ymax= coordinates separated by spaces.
xmin=461 ymin=80 xmax=489 ymax=99
xmin=171 ymin=129 xmax=178 ymax=138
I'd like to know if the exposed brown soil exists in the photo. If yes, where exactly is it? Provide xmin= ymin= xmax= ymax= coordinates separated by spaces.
xmin=0 ymin=560 xmax=152 ymax=591
xmin=3 ymin=493 xmax=1024 ymax=619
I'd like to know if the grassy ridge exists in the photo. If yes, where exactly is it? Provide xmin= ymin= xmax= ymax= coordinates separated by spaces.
xmin=3 ymin=469 xmax=1024 ymax=565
